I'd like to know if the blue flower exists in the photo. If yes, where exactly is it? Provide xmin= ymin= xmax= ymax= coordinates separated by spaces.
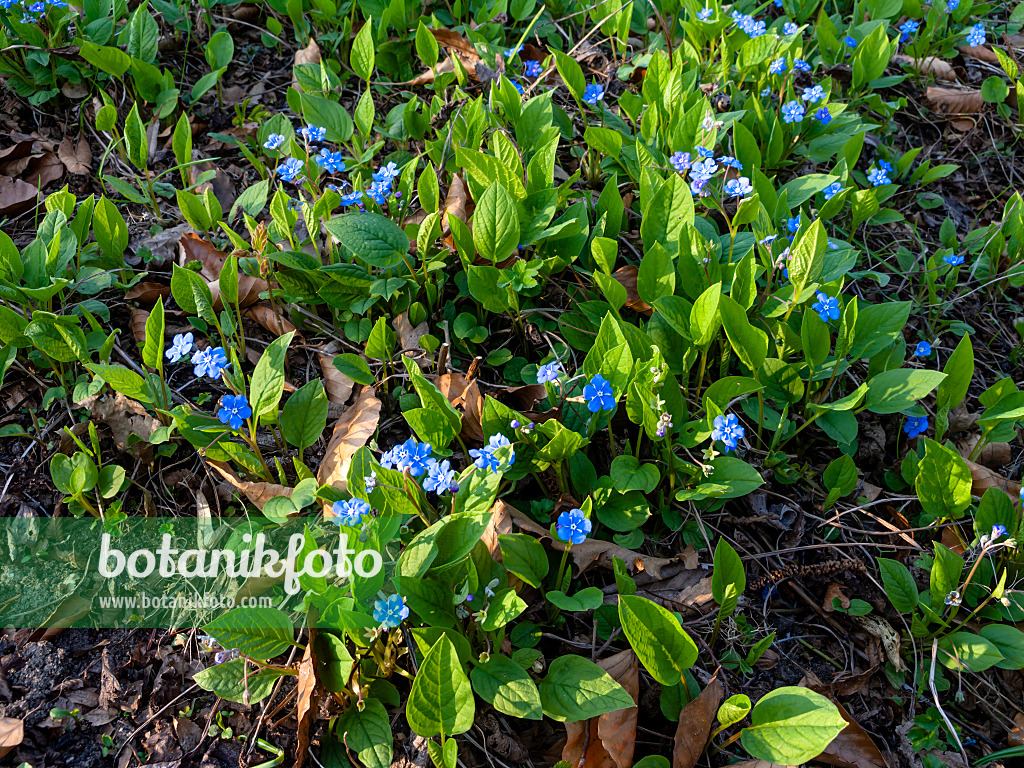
xmin=192 ymin=347 xmax=229 ymax=379
xmin=991 ymin=524 xmax=1008 ymax=540
xmin=423 ymin=459 xmax=458 ymax=494
xmin=867 ymin=167 xmax=890 ymax=186
xmin=724 ymin=177 xmax=754 ymax=197
xmin=297 ymin=124 xmax=326 ymax=142
xmin=711 ymin=413 xmax=745 ymax=451
xmin=469 ymin=434 xmax=516 ymax=472
xmin=965 ymin=23 xmax=985 ymax=46
xmin=263 ymin=134 xmax=286 ymax=151
xmin=512 ymin=81 xmax=525 ymax=96
xmin=761 ymin=87 xmax=774 ymax=98
xmin=774 ymin=0 xmax=783 ymax=6
xmin=218 ymin=394 xmax=251 ymax=430
xmin=315 ymin=148 xmax=346 ymax=174
xmin=802 ymin=84 xmax=825 ymax=103
xmin=787 ymin=216 xmax=802 ymax=233
xmin=537 ymin=361 xmax=563 ymax=384
xmin=781 ymin=100 xmax=805 ymax=123
xmin=691 ymin=177 xmax=710 ymax=196
xmin=27 ymin=1 xmax=45 ymax=10
xmin=812 ymin=291 xmax=840 ymax=321
xmin=332 ymin=497 xmax=371 ymax=526
xmin=372 ymin=162 xmax=400 ymax=184
xmin=717 ymin=155 xmax=743 ymax=170
xmin=822 ymin=182 xmax=842 ymax=200
xmin=504 ymin=44 xmax=523 ymax=58
xmin=523 ymin=59 xmax=542 ymax=77
xmin=340 ymin=191 xmax=364 ymax=207
xmin=373 ymin=594 xmax=409 ymax=628
xmin=364 ymin=472 xmax=377 ymax=493
xmin=584 ymin=83 xmax=605 ymax=104
xmin=879 ymin=159 xmax=894 ymax=173
xmin=844 ymin=35 xmax=857 ymax=47
xmin=670 ymin=151 xmax=692 ymax=172
xmin=793 ymin=59 xmax=811 ymax=72
xmin=366 ymin=179 xmax=391 ymax=204
xmin=556 ymin=508 xmax=592 ymax=545
xmin=165 ymin=332 xmax=193 ymax=362
xmin=691 ymin=158 xmax=718 ymax=180
xmin=769 ymin=57 xmax=787 ymax=75
xmin=944 ymin=253 xmax=965 ymax=266
xmin=746 ymin=19 xmax=766 ymax=36
xmin=899 ymin=20 xmax=919 ymax=42
xmin=276 ymin=157 xmax=304 ymax=183
xmin=903 ymin=415 xmax=929 ymax=438
xmin=914 ymin=341 xmax=932 ymax=356
xmin=583 ymin=373 xmax=616 ymax=412
xmin=783 ymin=22 xmax=799 ymax=35
xmin=697 ymin=7 xmax=713 ymax=20
xmin=815 ymin=107 xmax=832 ymax=124
xmin=391 ymin=438 xmax=433 ymax=476
xmin=695 ymin=146 xmax=715 ymax=158
xmin=947 ymin=0 xmax=959 ymax=9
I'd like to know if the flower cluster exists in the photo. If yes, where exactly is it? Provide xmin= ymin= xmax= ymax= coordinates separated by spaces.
xmin=731 ymin=11 xmax=766 ymax=37
xmin=470 ymin=434 xmax=516 ymax=472
xmin=381 ymin=437 xmax=433 ymax=476
xmin=965 ymin=23 xmax=985 ymax=47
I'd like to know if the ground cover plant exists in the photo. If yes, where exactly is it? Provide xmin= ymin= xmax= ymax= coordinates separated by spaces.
xmin=1 ymin=0 xmax=1024 ymax=766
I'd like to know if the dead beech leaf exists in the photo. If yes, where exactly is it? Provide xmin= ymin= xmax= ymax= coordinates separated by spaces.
xmin=23 ymin=151 xmax=63 ymax=188
xmin=673 ymin=671 xmax=723 ymax=768
xmin=178 ymin=233 xmax=269 ymax=308
xmin=437 ymin=371 xmax=485 ymax=442
xmin=892 ymin=54 xmax=956 ymax=81
xmin=292 ymin=37 xmax=321 ymax=93
xmin=613 ymin=265 xmax=652 ymax=314
xmin=563 ymin=649 xmax=639 ymax=768
xmin=823 ymin=582 xmax=850 ymax=612
xmin=294 ymin=630 xmax=319 ymax=768
xmin=926 ymin=86 xmax=985 ymax=114
xmin=393 ymin=311 xmax=428 ymax=357
xmin=482 ymin=500 xmax=516 ymax=560
xmin=0 ymin=717 xmax=23 ymax=759
xmin=245 ymin=302 xmax=300 ymax=339
xmin=57 ymin=135 xmax=92 ymax=175
xmin=508 ymin=505 xmax=681 ymax=579
xmin=0 ymin=176 xmax=39 ymax=215
xmin=208 ymin=461 xmax=294 ymax=510
xmin=131 ymin=307 xmax=150 ymax=352
xmin=955 ymin=434 xmax=1010 ymax=467
xmin=1009 ymin=712 xmax=1024 ymax=746
xmin=965 ymin=458 xmax=1021 ymax=501
xmin=442 ymin=174 xmax=470 ymax=235
xmin=125 ymin=282 xmax=171 ymax=303
xmin=318 ymin=387 xmax=382 ymax=504
xmin=957 ymin=44 xmax=999 ymax=63
xmin=319 ymin=352 xmax=356 ymax=405
xmin=429 ymin=28 xmax=478 ymax=57
xmin=80 ymin=391 xmax=160 ymax=453
xmin=407 ymin=57 xmax=455 ymax=86
xmin=816 ymin=702 xmax=891 ymax=768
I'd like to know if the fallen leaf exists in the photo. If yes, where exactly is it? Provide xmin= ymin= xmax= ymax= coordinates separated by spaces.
xmin=57 ymin=135 xmax=92 ymax=175
xmin=429 ymin=28 xmax=478 ymax=57
xmin=437 ymin=371 xmax=485 ymax=442
xmin=292 ymin=37 xmax=322 ymax=93
xmin=824 ymin=583 xmax=850 ymax=612
xmin=957 ymin=44 xmax=999 ymax=63
xmin=482 ymin=500 xmax=516 ymax=560
xmin=940 ymin=526 xmax=966 ymax=555
xmin=79 ymin=391 xmax=161 ymax=453
xmin=673 ymin=672 xmax=723 ymax=768
xmin=294 ymin=630 xmax=320 ymax=768
xmin=508 ymin=505 xmax=682 ymax=579
xmin=613 ymin=265 xmax=653 ymax=314
xmin=393 ymin=311 xmax=428 ymax=357
xmin=442 ymin=174 xmax=470 ymax=233
xmin=407 ymin=56 xmax=455 ymax=86
xmin=208 ymin=461 xmax=294 ymax=510
xmin=925 ymin=86 xmax=985 ymax=114
xmin=173 ymin=717 xmax=203 ymax=753
xmin=0 ymin=717 xmax=23 ymax=759
xmin=22 ymin=151 xmax=63 ymax=188
xmin=816 ymin=702 xmax=891 ymax=768
xmin=563 ymin=649 xmax=639 ymax=768
xmin=955 ymin=434 xmax=1010 ymax=467
xmin=965 ymin=458 xmax=1021 ymax=501
xmin=1009 ymin=712 xmax=1024 ymax=746
xmin=178 ymin=233 xmax=269 ymax=308
xmin=126 ymin=282 xmax=171 ymax=303
xmin=318 ymin=387 xmax=382 ymax=504
xmin=245 ymin=302 xmax=300 ymax=339
xmin=0 ymin=176 xmax=39 ymax=214
xmin=319 ymin=351 xmax=356 ymax=405
xmin=892 ymin=55 xmax=956 ymax=81
xmin=131 ymin=307 xmax=150 ymax=352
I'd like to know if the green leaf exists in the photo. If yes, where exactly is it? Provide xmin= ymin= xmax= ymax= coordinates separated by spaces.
xmin=203 ymin=606 xmax=295 ymax=660
xmin=230 ymin=178 xmax=269 ymax=221
xmin=637 ymin=243 xmax=675 ymax=305
xmin=930 ymin=543 xmax=964 ymax=604
xmin=864 ymin=369 xmax=946 ymax=414
xmin=473 ymin=182 xmax=520 ymax=264
xmin=979 ymin=625 xmax=1024 ymax=670
xmin=281 ymin=379 xmax=328 ymax=450
xmin=617 ymin=595 xmax=698 ymax=685
xmin=332 ymin=353 xmax=375 ymax=386
xmin=336 ymin=698 xmax=393 ymax=768
xmin=249 ymin=332 xmax=295 ymax=420
xmin=194 ymin=658 xmax=292 ymax=705
xmin=415 ymin=21 xmax=439 ymax=68
xmin=718 ymin=694 xmax=752 ymax=728
xmin=538 ymin=654 xmax=635 ymax=722
xmin=85 ymin=364 xmax=152 ymax=405
xmin=877 ymin=558 xmax=918 ymax=613
xmin=141 ymin=296 xmax=164 ymax=370
xmin=711 ymin=539 xmax=745 ymax=614
xmin=915 ymin=438 xmax=972 ymax=519
xmin=498 ymin=533 xmax=549 ymax=588
xmin=550 ymin=49 xmax=584 ymax=101
xmin=470 ymin=654 xmax=544 ymax=720
xmin=740 ymin=687 xmax=847 ymax=764
xmin=406 ymin=636 xmax=475 ymax=737
xmin=609 ymin=455 xmax=660 ymax=493
xmin=719 ymin=294 xmax=767 ymax=372
xmin=326 ymin=212 xmax=409 ymax=269
xmin=124 ymin=103 xmax=147 ymax=172
xmin=788 ymin=219 xmax=826 ymax=298
xmin=690 ymin=282 xmax=721 ymax=348
xmin=546 ymin=587 xmax=604 ymax=612
xmin=480 ymin=587 xmax=527 ymax=631
xmin=640 ymin=174 xmax=694 ymax=254
xmin=938 ymin=631 xmax=1004 ymax=672
xmin=351 ymin=18 xmax=375 ymax=80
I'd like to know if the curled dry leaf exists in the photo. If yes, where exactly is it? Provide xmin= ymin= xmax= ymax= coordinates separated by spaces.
xmin=925 ymin=86 xmax=985 ymax=114
xmin=563 ymin=648 xmax=639 ymax=768
xmin=125 ymin=282 xmax=171 ymax=303
xmin=0 ymin=717 xmax=23 ymax=759
xmin=436 ymin=371 xmax=485 ymax=442
xmin=393 ymin=311 xmax=429 ymax=357
xmin=613 ymin=265 xmax=653 ymax=314
xmin=482 ymin=500 xmax=515 ymax=560
xmin=319 ymin=351 xmax=356 ymax=405
xmin=179 ymin=232 xmax=269 ymax=308
xmin=824 ymin=582 xmax=850 ymax=612
xmin=508 ymin=505 xmax=682 ymax=579
xmin=408 ymin=56 xmax=455 ymax=87
xmin=57 ymin=135 xmax=92 ymax=175
xmin=965 ymin=458 xmax=1021 ymax=501
xmin=1009 ymin=712 xmax=1024 ymax=746
xmin=318 ymin=387 xmax=382 ymax=504
xmin=22 ymin=151 xmax=63 ymax=189
xmin=892 ymin=54 xmax=956 ymax=81
xmin=442 ymin=174 xmax=470 ymax=233
xmin=673 ymin=671 xmax=722 ymax=768
xmin=815 ymin=701 xmax=891 ymax=768
xmin=208 ymin=461 xmax=294 ymax=510
xmin=294 ymin=631 xmax=320 ymax=768
xmin=957 ymin=45 xmax=1000 ymax=63
xmin=245 ymin=302 xmax=300 ymax=339
xmin=79 ymin=391 xmax=160 ymax=453
xmin=0 ymin=176 xmax=39 ymax=215
xmin=292 ymin=37 xmax=321 ymax=93
xmin=955 ymin=434 xmax=1010 ymax=467
xmin=131 ymin=307 xmax=150 ymax=353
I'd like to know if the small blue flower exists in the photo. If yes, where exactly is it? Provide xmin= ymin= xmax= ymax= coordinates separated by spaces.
xmin=783 ymin=22 xmax=799 ymax=35
xmin=469 ymin=434 xmax=516 ymax=472
xmin=724 ymin=177 xmax=754 ymax=197
xmin=787 ymin=216 xmax=802 ymax=233
xmin=537 ymin=361 xmax=563 ymax=384
xmin=761 ymin=87 xmax=774 ymax=98
xmin=523 ymin=59 xmax=542 ymax=77
xmin=512 ymin=81 xmax=525 ymax=96
xmin=947 ymin=0 xmax=959 ymax=9
xmin=556 ymin=508 xmax=592 ymax=545
xmin=165 ymin=332 xmax=193 ymax=362
xmin=372 ymin=162 xmax=400 ymax=184
xmin=263 ymin=134 xmax=286 ymax=151
xmin=914 ymin=341 xmax=932 ymax=357
xmin=391 ymin=438 xmax=433 ymax=476
xmin=697 ymin=7 xmax=713 ymax=20
xmin=812 ymin=291 xmax=840 ymax=322
xmin=670 ymin=151 xmax=692 ymax=172
xmin=27 ymin=1 xmax=45 ymax=10
xmin=867 ymin=167 xmax=890 ymax=186
xmin=965 ymin=23 xmax=985 ymax=47
xmin=879 ymin=159 xmax=894 ymax=174
xmin=844 ymin=35 xmax=857 ymax=47
xmin=364 ymin=472 xmax=377 ymax=493
xmin=991 ymin=524 xmax=1008 ymax=540
xmin=276 ymin=157 xmax=304 ymax=183
xmin=192 ymin=347 xmax=229 ymax=379
xmin=793 ymin=59 xmax=811 ymax=72
xmin=218 ymin=394 xmax=251 ymax=431
xmin=769 ymin=57 xmax=787 ymax=75
xmin=717 ymin=155 xmax=743 ymax=170
xmin=297 ymin=124 xmax=325 ymax=142
xmin=340 ymin=191 xmax=364 ymax=207
xmin=583 ymin=373 xmax=616 ymax=412
xmin=691 ymin=176 xmax=710 ymax=196
xmin=899 ymin=20 xmax=919 ymax=42
xmin=504 ymin=44 xmax=523 ymax=58
xmin=691 ymin=158 xmax=718 ymax=180
xmin=781 ymin=100 xmax=805 ymax=123
xmin=815 ymin=107 xmax=832 ymax=124
xmin=423 ymin=459 xmax=458 ymax=494
xmin=802 ymin=84 xmax=825 ymax=103
xmin=366 ymin=179 xmax=391 ymax=204
xmin=822 ymin=182 xmax=842 ymax=200
xmin=903 ymin=415 xmax=929 ymax=439
xmin=584 ymin=83 xmax=605 ymax=104
xmin=944 ymin=253 xmax=965 ymax=266
xmin=333 ymin=497 xmax=371 ymax=526
xmin=711 ymin=413 xmax=745 ymax=451
xmin=746 ymin=19 xmax=766 ymax=37
xmin=315 ymin=148 xmax=346 ymax=174
xmin=774 ymin=0 xmax=783 ymax=6
xmin=1020 ymin=485 xmax=1024 ymax=504
xmin=373 ymin=594 xmax=409 ymax=628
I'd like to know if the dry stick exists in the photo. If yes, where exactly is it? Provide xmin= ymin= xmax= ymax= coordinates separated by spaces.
xmin=929 ymin=638 xmax=969 ymax=764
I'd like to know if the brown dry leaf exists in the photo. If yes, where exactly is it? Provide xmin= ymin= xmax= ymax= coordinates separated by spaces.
xmin=892 ymin=55 xmax=956 ymax=81
xmin=245 ymin=302 xmax=300 ymax=339
xmin=131 ymin=307 xmax=150 ymax=352
xmin=856 ymin=481 xmax=883 ymax=502
xmin=394 ymin=312 xmax=428 ymax=356
xmin=23 ymin=152 xmax=63 ymax=188
xmin=563 ymin=649 xmax=639 ymax=768
xmin=80 ymin=391 xmax=160 ymax=452
xmin=408 ymin=57 xmax=455 ymax=86
xmin=179 ymin=232 xmax=269 ymax=308
xmin=940 ymin=526 xmax=966 ymax=555
xmin=816 ymin=702 xmax=891 ymax=768
xmin=957 ymin=44 xmax=999 ymax=63
xmin=430 ymin=28 xmax=478 ymax=57
xmin=126 ymin=282 xmax=171 ymax=303
xmin=482 ymin=500 xmax=516 ymax=560
xmin=955 ymin=434 xmax=1010 ymax=467
xmin=292 ymin=37 xmax=321 ymax=93
xmin=0 ymin=176 xmax=39 ymax=214
xmin=926 ymin=86 xmax=985 ymax=114
xmin=318 ymin=387 xmax=382 ymax=504
xmin=613 ymin=265 xmax=653 ymax=314
xmin=508 ymin=505 xmax=681 ymax=579
xmin=173 ymin=717 xmax=203 ymax=753
xmin=673 ymin=671 xmax=723 ymax=768
xmin=57 ymin=135 xmax=92 ymax=175
xmin=208 ymin=461 xmax=294 ymax=510
xmin=437 ymin=371 xmax=485 ymax=442
xmin=965 ymin=458 xmax=1021 ymax=501
xmin=442 ymin=174 xmax=470 ymax=233
xmin=725 ymin=763 xmax=795 ymax=768
xmin=1009 ymin=712 xmax=1024 ymax=746
xmin=0 ymin=717 xmax=23 ymax=759
xmin=824 ymin=583 xmax=850 ymax=612
xmin=294 ymin=631 xmax=319 ymax=768
xmin=319 ymin=351 xmax=356 ymax=405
